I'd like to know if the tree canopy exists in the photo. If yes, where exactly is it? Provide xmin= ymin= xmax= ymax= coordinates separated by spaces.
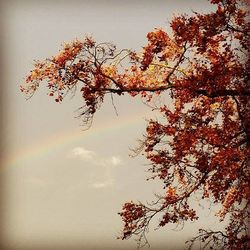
xmin=21 ymin=0 xmax=249 ymax=249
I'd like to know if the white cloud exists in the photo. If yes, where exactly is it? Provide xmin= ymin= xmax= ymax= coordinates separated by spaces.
xmin=67 ymin=147 xmax=123 ymax=189
xmin=110 ymin=156 xmax=122 ymax=166
xmin=68 ymin=147 xmax=95 ymax=160
xmin=89 ymin=162 xmax=115 ymax=189
xmin=68 ymin=147 xmax=122 ymax=167
xmin=90 ymin=180 xmax=114 ymax=189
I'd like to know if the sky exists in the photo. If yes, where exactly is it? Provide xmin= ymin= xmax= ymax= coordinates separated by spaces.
xmin=0 ymin=1 xmax=223 ymax=249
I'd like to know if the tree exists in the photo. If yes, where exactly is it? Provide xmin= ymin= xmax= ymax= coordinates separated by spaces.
xmin=21 ymin=0 xmax=249 ymax=249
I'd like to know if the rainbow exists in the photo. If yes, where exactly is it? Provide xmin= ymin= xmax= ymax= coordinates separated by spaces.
xmin=3 ymin=110 xmax=152 ymax=168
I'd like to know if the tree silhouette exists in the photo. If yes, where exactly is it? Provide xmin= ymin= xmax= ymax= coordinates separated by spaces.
xmin=21 ymin=0 xmax=249 ymax=249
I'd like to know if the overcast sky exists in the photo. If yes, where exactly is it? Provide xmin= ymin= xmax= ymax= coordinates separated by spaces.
xmin=1 ymin=1 xmax=223 ymax=249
